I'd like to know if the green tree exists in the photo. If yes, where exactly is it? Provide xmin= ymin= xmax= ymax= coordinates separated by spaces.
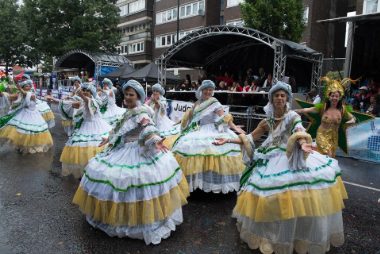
xmin=241 ymin=0 xmax=305 ymax=42
xmin=0 ymin=0 xmax=27 ymax=73
xmin=21 ymin=0 xmax=121 ymax=63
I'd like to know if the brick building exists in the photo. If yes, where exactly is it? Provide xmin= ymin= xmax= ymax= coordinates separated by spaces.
xmin=116 ymin=0 xmax=154 ymax=68
xmin=115 ymin=0 xmax=380 ymax=74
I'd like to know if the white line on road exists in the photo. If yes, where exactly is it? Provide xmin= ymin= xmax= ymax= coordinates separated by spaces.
xmin=343 ymin=181 xmax=380 ymax=192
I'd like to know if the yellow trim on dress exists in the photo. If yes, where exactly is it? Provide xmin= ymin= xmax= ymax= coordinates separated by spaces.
xmin=163 ymin=134 xmax=179 ymax=149
xmin=72 ymin=176 xmax=189 ymax=227
xmin=234 ymin=177 xmax=347 ymax=222
xmin=42 ymin=111 xmax=55 ymax=122
xmin=60 ymin=146 xmax=104 ymax=166
xmin=61 ymin=120 xmax=73 ymax=127
xmin=0 ymin=125 xmax=53 ymax=147
xmin=175 ymin=154 xmax=245 ymax=176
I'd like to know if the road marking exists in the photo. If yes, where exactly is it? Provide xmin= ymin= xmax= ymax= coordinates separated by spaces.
xmin=343 ymin=181 xmax=380 ymax=192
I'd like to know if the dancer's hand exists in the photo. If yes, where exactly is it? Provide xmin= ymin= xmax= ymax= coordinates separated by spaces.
xmin=155 ymin=139 xmax=168 ymax=152
xmin=140 ymin=118 xmax=150 ymax=126
xmin=213 ymin=138 xmax=227 ymax=146
xmin=99 ymin=137 xmax=109 ymax=147
xmin=301 ymin=143 xmax=313 ymax=153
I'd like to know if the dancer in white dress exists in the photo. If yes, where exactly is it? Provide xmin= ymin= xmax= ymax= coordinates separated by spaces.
xmin=21 ymin=74 xmax=55 ymax=128
xmin=0 ymin=92 xmax=10 ymax=117
xmin=60 ymin=82 xmax=112 ymax=178
xmin=0 ymin=80 xmax=53 ymax=153
xmin=57 ymin=76 xmax=83 ymax=136
xmin=72 ymin=79 xmax=189 ymax=244
xmin=214 ymin=81 xmax=347 ymax=254
xmin=172 ymin=80 xmax=246 ymax=193
xmin=99 ymin=78 xmax=126 ymax=128
xmin=146 ymin=83 xmax=179 ymax=147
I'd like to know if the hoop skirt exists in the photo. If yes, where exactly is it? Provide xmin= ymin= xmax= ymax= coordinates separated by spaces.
xmin=72 ymin=105 xmax=189 ymax=244
xmin=172 ymin=97 xmax=245 ymax=193
xmin=0 ymin=92 xmax=53 ymax=153
xmin=36 ymin=99 xmax=55 ymax=128
xmin=60 ymin=98 xmax=112 ymax=178
xmin=234 ymin=110 xmax=347 ymax=254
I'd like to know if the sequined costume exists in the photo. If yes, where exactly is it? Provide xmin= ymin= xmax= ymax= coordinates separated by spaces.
xmin=315 ymin=104 xmax=354 ymax=157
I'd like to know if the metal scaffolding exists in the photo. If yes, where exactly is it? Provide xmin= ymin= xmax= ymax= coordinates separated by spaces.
xmin=157 ymin=25 xmax=323 ymax=87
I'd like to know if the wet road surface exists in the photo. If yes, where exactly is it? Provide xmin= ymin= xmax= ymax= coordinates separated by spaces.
xmin=0 ymin=107 xmax=379 ymax=254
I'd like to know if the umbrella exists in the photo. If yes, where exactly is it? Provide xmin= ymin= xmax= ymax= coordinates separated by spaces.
xmin=120 ymin=62 xmax=180 ymax=82
xmin=100 ymin=63 xmax=135 ymax=78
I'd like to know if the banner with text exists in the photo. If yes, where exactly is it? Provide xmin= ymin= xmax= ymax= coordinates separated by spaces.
xmin=166 ymin=99 xmax=229 ymax=123
xmin=344 ymin=118 xmax=380 ymax=163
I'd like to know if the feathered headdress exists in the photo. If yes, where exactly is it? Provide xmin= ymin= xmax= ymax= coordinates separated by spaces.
xmin=321 ymin=77 xmax=360 ymax=99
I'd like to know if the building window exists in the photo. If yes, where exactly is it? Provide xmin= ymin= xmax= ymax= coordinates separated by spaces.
xmin=129 ymin=41 xmax=145 ymax=54
xmin=119 ymin=0 xmax=145 ymax=17
xmin=303 ymin=7 xmax=309 ymax=24
xmin=155 ymin=28 xmax=200 ymax=48
xmin=226 ymin=0 xmax=243 ymax=8
xmin=156 ymin=8 xmax=177 ymax=24
xmin=363 ymin=0 xmax=380 ymax=14
xmin=179 ymin=0 xmax=205 ymax=19
xmin=156 ymin=33 xmax=177 ymax=48
xmin=226 ymin=19 xmax=244 ymax=27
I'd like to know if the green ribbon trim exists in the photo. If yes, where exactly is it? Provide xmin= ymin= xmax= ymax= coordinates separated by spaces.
xmin=291 ymin=119 xmax=303 ymax=133
xmin=256 ymin=146 xmax=286 ymax=154
xmin=70 ymin=138 xmax=104 ymax=144
xmin=6 ymin=117 xmax=48 ymax=127
xmin=172 ymin=121 xmax=199 ymax=148
xmin=239 ymin=159 xmax=268 ymax=187
xmin=246 ymin=172 xmax=341 ymax=191
xmin=73 ymin=118 xmax=84 ymax=130
xmin=0 ymin=111 xmax=19 ymax=128
xmin=193 ymin=98 xmax=218 ymax=117
xmin=60 ymin=102 xmax=72 ymax=120
xmin=83 ymin=167 xmax=181 ymax=192
xmin=100 ymin=104 xmax=107 ymax=114
xmin=256 ymin=159 xmax=333 ymax=179
xmin=4 ymin=123 xmax=48 ymax=133
xmin=173 ymin=149 xmax=241 ymax=157
xmin=72 ymin=131 xmax=109 ymax=138
xmin=95 ymin=152 xmax=165 ymax=169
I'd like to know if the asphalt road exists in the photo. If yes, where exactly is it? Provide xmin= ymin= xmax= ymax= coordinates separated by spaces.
xmin=0 ymin=108 xmax=379 ymax=254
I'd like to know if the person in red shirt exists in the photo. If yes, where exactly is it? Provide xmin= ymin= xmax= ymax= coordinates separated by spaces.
xmin=230 ymin=81 xmax=243 ymax=92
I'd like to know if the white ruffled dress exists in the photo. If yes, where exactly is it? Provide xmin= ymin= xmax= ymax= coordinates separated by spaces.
xmin=100 ymin=89 xmax=126 ymax=128
xmin=0 ymin=92 xmax=53 ymax=153
xmin=172 ymin=97 xmax=245 ymax=193
xmin=60 ymin=97 xmax=112 ymax=178
xmin=234 ymin=110 xmax=348 ymax=254
xmin=146 ymin=97 xmax=180 ymax=137
xmin=36 ymin=99 xmax=55 ymax=128
xmin=0 ymin=92 xmax=10 ymax=117
xmin=58 ymin=95 xmax=83 ymax=136
xmin=72 ymin=105 xmax=189 ymax=244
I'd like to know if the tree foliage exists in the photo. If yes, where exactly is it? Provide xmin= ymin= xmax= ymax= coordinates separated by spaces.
xmin=241 ymin=0 xmax=305 ymax=42
xmin=0 ymin=0 xmax=28 ymax=71
xmin=21 ymin=0 xmax=121 ymax=60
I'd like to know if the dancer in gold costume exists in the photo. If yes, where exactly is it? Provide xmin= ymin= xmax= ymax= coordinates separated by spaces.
xmin=296 ymin=78 xmax=356 ymax=157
